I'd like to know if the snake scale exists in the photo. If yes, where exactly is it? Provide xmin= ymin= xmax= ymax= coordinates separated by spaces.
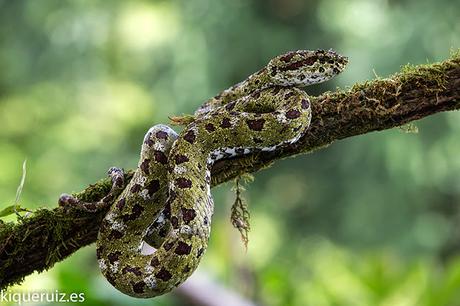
xmin=59 ymin=49 xmax=348 ymax=298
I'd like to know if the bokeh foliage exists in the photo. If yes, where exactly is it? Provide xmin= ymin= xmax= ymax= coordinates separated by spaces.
xmin=1 ymin=0 xmax=459 ymax=305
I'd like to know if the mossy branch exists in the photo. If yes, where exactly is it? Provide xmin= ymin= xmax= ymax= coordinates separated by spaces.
xmin=1 ymin=53 xmax=459 ymax=289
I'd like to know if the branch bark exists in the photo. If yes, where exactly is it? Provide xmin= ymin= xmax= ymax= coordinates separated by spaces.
xmin=1 ymin=53 xmax=459 ymax=290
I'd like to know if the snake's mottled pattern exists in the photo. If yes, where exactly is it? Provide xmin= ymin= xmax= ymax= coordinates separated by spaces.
xmin=60 ymin=50 xmax=348 ymax=298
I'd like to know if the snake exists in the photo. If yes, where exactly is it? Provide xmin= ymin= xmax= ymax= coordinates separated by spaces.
xmin=59 ymin=49 xmax=348 ymax=298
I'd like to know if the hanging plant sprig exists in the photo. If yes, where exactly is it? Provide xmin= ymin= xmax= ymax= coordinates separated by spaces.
xmin=231 ymin=174 xmax=254 ymax=250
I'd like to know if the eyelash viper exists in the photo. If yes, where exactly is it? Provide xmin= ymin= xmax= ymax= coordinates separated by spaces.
xmin=59 ymin=49 xmax=348 ymax=298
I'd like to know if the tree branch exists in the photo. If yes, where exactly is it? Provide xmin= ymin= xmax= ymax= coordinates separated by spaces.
xmin=1 ymin=52 xmax=459 ymax=290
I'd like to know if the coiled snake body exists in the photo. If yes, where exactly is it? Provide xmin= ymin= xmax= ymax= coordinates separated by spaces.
xmin=59 ymin=49 xmax=348 ymax=298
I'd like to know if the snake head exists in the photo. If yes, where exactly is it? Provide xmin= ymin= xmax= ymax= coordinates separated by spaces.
xmin=267 ymin=49 xmax=348 ymax=86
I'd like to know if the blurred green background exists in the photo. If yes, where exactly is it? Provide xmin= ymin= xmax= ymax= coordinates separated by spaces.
xmin=1 ymin=0 xmax=460 ymax=305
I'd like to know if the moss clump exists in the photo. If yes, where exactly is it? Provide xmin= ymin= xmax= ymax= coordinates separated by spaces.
xmin=72 ymin=170 xmax=134 ymax=203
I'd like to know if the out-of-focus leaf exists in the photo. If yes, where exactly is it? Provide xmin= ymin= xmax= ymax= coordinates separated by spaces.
xmin=0 ymin=204 xmax=31 ymax=218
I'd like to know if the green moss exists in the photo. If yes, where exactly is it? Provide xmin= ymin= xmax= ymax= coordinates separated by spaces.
xmin=450 ymin=48 xmax=460 ymax=59
xmin=72 ymin=170 xmax=134 ymax=203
